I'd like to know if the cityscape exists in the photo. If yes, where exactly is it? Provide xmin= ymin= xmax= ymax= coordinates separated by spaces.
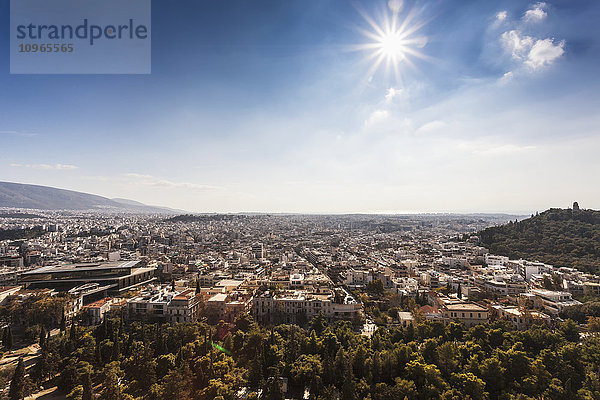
xmin=0 ymin=201 xmax=599 ymax=399
xmin=2 ymin=0 xmax=600 ymax=399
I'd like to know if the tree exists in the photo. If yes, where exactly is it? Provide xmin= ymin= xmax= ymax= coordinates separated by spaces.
xmin=82 ymin=372 xmax=93 ymax=400
xmin=366 ymin=280 xmax=385 ymax=296
xmin=437 ymin=341 xmax=458 ymax=377
xmin=560 ymin=319 xmax=580 ymax=342
xmin=99 ymin=362 xmax=129 ymax=400
xmin=39 ymin=325 xmax=47 ymax=348
xmin=310 ymin=313 xmax=326 ymax=336
xmin=9 ymin=359 xmax=31 ymax=400
xmin=588 ymin=316 xmax=600 ymax=334
xmin=60 ymin=313 xmax=67 ymax=332
xmin=291 ymin=354 xmax=322 ymax=385
xmin=3 ymin=326 xmax=14 ymax=349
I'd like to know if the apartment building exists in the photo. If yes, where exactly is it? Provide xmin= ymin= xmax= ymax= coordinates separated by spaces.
xmin=440 ymin=301 xmax=489 ymax=327
xmin=127 ymin=286 xmax=200 ymax=323
xmin=492 ymin=305 xmax=551 ymax=330
xmin=252 ymin=288 xmax=362 ymax=325
xmin=529 ymin=288 xmax=581 ymax=315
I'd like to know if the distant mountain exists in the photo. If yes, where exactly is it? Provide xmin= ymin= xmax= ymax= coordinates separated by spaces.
xmin=478 ymin=207 xmax=600 ymax=274
xmin=0 ymin=181 xmax=180 ymax=214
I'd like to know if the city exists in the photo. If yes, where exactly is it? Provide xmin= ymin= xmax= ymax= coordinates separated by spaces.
xmin=2 ymin=0 xmax=600 ymax=398
xmin=0 ymin=205 xmax=599 ymax=398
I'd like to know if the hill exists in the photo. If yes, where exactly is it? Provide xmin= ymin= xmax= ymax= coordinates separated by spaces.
xmin=479 ymin=207 xmax=600 ymax=274
xmin=0 ymin=181 xmax=178 ymax=213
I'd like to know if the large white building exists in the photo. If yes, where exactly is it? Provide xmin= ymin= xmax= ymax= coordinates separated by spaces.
xmin=529 ymin=288 xmax=581 ymax=315
xmin=127 ymin=286 xmax=200 ymax=323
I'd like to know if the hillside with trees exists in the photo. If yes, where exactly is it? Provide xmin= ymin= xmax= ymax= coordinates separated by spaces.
xmin=478 ymin=208 xmax=600 ymax=274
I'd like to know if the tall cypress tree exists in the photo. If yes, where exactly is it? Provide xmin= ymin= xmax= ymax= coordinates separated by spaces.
xmin=9 ymin=358 xmax=27 ymax=400
xmin=2 ymin=327 xmax=8 ymax=347
xmin=82 ymin=372 xmax=93 ymax=400
xmin=60 ymin=314 xmax=67 ymax=332
xmin=6 ymin=327 xmax=14 ymax=350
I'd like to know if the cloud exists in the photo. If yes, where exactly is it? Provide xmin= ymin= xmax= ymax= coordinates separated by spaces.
xmin=10 ymin=163 xmax=78 ymax=170
xmin=476 ymin=144 xmax=536 ymax=156
xmin=124 ymin=173 xmax=154 ymax=179
xmin=416 ymin=120 xmax=447 ymax=134
xmin=496 ymin=11 xmax=508 ymax=22
xmin=526 ymin=38 xmax=565 ymax=69
xmin=124 ymin=173 xmax=218 ymax=191
xmin=523 ymin=2 xmax=547 ymax=23
xmin=501 ymin=30 xmax=564 ymax=70
xmin=501 ymin=30 xmax=534 ymax=60
xmin=364 ymin=110 xmax=389 ymax=126
xmin=498 ymin=71 xmax=514 ymax=84
xmin=385 ymin=87 xmax=402 ymax=102
xmin=456 ymin=142 xmax=537 ymax=156
xmin=387 ymin=0 xmax=404 ymax=14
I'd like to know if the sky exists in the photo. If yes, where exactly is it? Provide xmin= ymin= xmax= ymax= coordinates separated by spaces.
xmin=1 ymin=0 xmax=600 ymax=214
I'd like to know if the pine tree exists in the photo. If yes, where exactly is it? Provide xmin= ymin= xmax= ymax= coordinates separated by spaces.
xmin=39 ymin=325 xmax=47 ymax=348
xmin=2 ymin=327 xmax=8 ymax=348
xmin=112 ymin=337 xmax=121 ymax=361
xmin=82 ymin=372 xmax=93 ymax=400
xmin=9 ymin=358 xmax=27 ymax=400
xmin=6 ymin=326 xmax=14 ymax=349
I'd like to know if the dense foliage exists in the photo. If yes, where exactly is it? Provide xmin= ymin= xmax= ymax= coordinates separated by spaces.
xmin=9 ymin=311 xmax=600 ymax=400
xmin=0 ymin=213 xmax=44 ymax=219
xmin=0 ymin=226 xmax=45 ymax=241
xmin=479 ymin=208 xmax=600 ymax=273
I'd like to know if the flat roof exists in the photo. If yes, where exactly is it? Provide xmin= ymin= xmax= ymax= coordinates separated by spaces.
xmin=398 ymin=311 xmax=414 ymax=320
xmin=22 ymin=260 xmax=143 ymax=275
xmin=208 ymin=293 xmax=227 ymax=302
xmin=445 ymin=303 xmax=487 ymax=311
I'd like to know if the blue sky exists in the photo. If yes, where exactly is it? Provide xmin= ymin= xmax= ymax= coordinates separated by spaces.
xmin=1 ymin=0 xmax=599 ymax=213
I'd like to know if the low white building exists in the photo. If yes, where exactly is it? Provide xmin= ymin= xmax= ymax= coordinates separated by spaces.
xmin=529 ymin=288 xmax=581 ymax=315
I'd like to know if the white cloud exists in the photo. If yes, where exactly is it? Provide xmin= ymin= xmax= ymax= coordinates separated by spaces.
xmin=387 ymin=0 xmax=403 ymax=14
xmin=456 ymin=142 xmax=536 ymax=156
xmin=501 ymin=30 xmax=565 ymax=70
xmin=10 ymin=163 xmax=78 ymax=170
xmin=124 ymin=173 xmax=154 ymax=179
xmin=523 ymin=2 xmax=547 ymax=22
xmin=501 ymin=30 xmax=534 ymax=60
xmin=124 ymin=173 xmax=218 ymax=191
xmin=364 ymin=110 xmax=389 ymax=126
xmin=385 ymin=87 xmax=402 ymax=102
xmin=476 ymin=144 xmax=536 ymax=156
xmin=526 ymin=38 xmax=565 ymax=69
xmin=496 ymin=11 xmax=508 ymax=21
xmin=416 ymin=120 xmax=447 ymax=134
xmin=498 ymin=71 xmax=514 ymax=84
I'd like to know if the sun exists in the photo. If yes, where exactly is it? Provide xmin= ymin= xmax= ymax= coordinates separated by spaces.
xmin=379 ymin=31 xmax=407 ymax=60
xmin=354 ymin=6 xmax=430 ymax=82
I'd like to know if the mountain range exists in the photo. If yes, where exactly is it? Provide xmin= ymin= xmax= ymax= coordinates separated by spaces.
xmin=0 ymin=181 xmax=181 ymax=213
